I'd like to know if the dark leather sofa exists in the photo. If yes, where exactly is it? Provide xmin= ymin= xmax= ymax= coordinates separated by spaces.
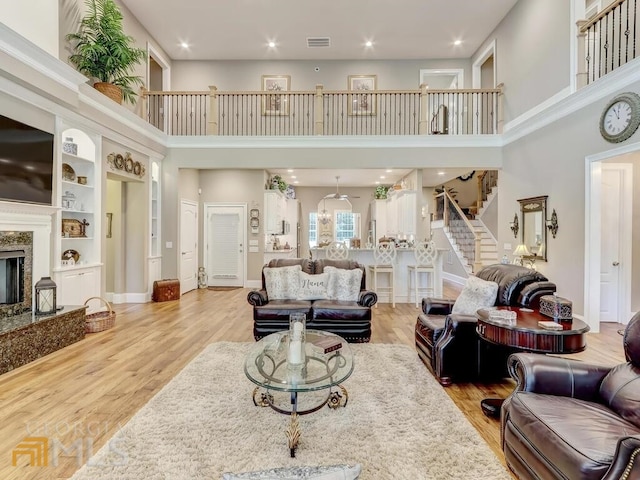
xmin=247 ymin=258 xmax=377 ymax=342
xmin=414 ymin=264 xmax=556 ymax=386
xmin=501 ymin=312 xmax=640 ymax=480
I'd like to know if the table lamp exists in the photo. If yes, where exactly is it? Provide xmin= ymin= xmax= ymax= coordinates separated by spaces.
xmin=512 ymin=244 xmax=531 ymax=266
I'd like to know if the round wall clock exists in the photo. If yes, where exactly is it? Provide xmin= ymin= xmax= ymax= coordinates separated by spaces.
xmin=599 ymin=92 xmax=640 ymax=143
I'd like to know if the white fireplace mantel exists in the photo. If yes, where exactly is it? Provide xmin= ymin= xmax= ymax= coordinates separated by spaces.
xmin=0 ymin=201 xmax=58 ymax=282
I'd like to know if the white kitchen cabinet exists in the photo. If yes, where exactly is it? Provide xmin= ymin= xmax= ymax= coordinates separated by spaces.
xmin=397 ymin=191 xmax=417 ymax=236
xmin=370 ymin=199 xmax=387 ymax=242
xmin=264 ymin=190 xmax=286 ymax=234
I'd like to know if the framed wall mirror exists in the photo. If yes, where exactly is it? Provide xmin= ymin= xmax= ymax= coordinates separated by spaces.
xmin=518 ymin=195 xmax=547 ymax=262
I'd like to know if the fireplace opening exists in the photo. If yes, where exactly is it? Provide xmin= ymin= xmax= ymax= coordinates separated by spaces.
xmin=0 ymin=250 xmax=25 ymax=305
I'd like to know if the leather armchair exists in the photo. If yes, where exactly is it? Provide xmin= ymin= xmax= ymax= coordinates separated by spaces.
xmin=501 ymin=312 xmax=640 ymax=480
xmin=415 ymin=264 xmax=556 ymax=386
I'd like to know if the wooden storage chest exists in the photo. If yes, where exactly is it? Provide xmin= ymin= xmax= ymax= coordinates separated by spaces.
xmin=152 ymin=279 xmax=180 ymax=302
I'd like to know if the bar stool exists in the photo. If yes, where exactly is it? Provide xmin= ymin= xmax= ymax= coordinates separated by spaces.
xmin=326 ymin=241 xmax=349 ymax=260
xmin=407 ymin=240 xmax=437 ymax=307
xmin=368 ymin=242 xmax=397 ymax=308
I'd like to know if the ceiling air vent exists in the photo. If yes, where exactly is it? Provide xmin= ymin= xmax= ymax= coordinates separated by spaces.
xmin=307 ymin=37 xmax=331 ymax=48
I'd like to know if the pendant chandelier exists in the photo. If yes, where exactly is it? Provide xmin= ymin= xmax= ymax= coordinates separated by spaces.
xmin=318 ymin=199 xmax=332 ymax=225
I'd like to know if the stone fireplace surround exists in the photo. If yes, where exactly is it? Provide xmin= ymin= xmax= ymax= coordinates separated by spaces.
xmin=0 ymin=201 xmax=86 ymax=374
xmin=0 ymin=200 xmax=57 ymax=312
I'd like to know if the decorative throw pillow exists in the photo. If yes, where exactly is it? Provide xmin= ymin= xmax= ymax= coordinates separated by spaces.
xmin=324 ymin=266 xmax=363 ymax=302
xmin=263 ymin=265 xmax=302 ymax=300
xmin=298 ymin=271 xmax=329 ymax=300
xmin=451 ymin=275 xmax=499 ymax=315
xmin=222 ymin=463 xmax=362 ymax=480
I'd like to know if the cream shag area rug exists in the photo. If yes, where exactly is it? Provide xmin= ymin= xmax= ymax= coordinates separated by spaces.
xmin=71 ymin=342 xmax=510 ymax=479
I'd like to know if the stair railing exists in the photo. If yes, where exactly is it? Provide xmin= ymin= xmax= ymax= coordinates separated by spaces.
xmin=476 ymin=170 xmax=498 ymax=213
xmin=436 ymin=190 xmax=483 ymax=273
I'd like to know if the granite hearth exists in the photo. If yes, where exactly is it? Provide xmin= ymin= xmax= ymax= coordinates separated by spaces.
xmin=0 ymin=305 xmax=86 ymax=374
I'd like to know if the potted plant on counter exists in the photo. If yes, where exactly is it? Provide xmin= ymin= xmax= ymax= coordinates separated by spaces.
xmin=66 ymin=0 xmax=146 ymax=104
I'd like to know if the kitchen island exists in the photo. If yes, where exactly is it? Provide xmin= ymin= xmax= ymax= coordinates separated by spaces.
xmin=311 ymin=247 xmax=448 ymax=305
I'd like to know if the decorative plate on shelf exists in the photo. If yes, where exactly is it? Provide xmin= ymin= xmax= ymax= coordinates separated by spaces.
xmin=62 ymin=249 xmax=80 ymax=263
xmin=125 ymin=157 xmax=134 ymax=173
xmin=114 ymin=153 xmax=125 ymax=169
xmin=62 ymin=163 xmax=76 ymax=182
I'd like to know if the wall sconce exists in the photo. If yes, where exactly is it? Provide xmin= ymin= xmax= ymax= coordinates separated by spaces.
xmin=509 ymin=213 xmax=519 ymax=238
xmin=546 ymin=209 xmax=558 ymax=238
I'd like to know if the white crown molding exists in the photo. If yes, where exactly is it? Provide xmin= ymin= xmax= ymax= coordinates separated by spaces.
xmin=0 ymin=200 xmax=59 ymax=218
xmin=503 ymin=60 xmax=640 ymax=145
xmin=0 ymin=23 xmax=87 ymax=92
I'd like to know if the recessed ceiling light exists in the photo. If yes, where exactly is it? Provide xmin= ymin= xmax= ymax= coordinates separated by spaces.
xmin=375 ymin=181 xmax=380 ymax=185
xmin=294 ymin=180 xmax=299 ymax=184
xmin=380 ymin=175 xmax=386 ymax=179
xmin=291 ymin=175 xmax=297 ymax=179
xmin=385 ymin=169 xmax=392 ymax=173
xmin=287 ymin=169 xmax=293 ymax=172
xmin=438 ymin=171 xmax=445 ymax=175
xmin=180 ymin=42 xmax=189 ymax=49
xmin=268 ymin=41 xmax=276 ymax=48
xmin=453 ymin=40 xmax=462 ymax=46
xmin=365 ymin=41 xmax=373 ymax=47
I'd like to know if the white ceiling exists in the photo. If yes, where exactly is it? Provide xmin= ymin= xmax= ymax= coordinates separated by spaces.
xmin=121 ymin=0 xmax=518 ymax=61
xmin=121 ymin=0 xmax=513 ymax=187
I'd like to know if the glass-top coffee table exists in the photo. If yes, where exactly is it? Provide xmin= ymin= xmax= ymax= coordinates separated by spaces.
xmin=244 ymin=329 xmax=354 ymax=457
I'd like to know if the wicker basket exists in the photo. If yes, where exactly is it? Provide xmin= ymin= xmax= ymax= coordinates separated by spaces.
xmin=93 ymin=82 xmax=123 ymax=104
xmin=84 ymin=296 xmax=116 ymax=333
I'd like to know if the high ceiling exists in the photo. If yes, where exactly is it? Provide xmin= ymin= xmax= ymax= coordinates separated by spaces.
xmin=121 ymin=0 xmax=515 ymax=187
xmin=120 ymin=0 xmax=518 ymax=61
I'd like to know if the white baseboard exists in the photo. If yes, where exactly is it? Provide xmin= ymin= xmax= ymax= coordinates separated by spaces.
xmin=442 ymin=272 xmax=467 ymax=286
xmin=109 ymin=292 xmax=149 ymax=304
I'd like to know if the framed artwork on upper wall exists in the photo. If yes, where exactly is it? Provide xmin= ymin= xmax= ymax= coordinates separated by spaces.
xmin=348 ymin=74 xmax=377 ymax=116
xmin=261 ymin=75 xmax=290 ymax=116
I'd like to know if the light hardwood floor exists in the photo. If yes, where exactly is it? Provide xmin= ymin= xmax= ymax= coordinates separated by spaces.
xmin=0 ymin=283 xmax=626 ymax=479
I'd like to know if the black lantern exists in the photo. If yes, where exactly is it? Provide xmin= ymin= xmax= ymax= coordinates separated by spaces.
xmin=35 ymin=276 xmax=57 ymax=315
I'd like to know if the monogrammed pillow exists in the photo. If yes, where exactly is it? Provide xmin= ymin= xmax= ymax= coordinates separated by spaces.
xmin=451 ymin=275 xmax=499 ymax=315
xmin=324 ymin=266 xmax=363 ymax=302
xmin=297 ymin=271 xmax=329 ymax=300
xmin=263 ymin=265 xmax=302 ymax=300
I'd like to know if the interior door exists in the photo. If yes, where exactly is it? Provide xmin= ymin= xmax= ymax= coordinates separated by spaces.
xmin=180 ymin=199 xmax=198 ymax=294
xmin=205 ymin=204 xmax=245 ymax=287
xmin=600 ymin=168 xmax=622 ymax=322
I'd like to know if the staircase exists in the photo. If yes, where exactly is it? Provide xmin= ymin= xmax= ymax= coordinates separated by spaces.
xmin=442 ymin=185 xmax=499 ymax=273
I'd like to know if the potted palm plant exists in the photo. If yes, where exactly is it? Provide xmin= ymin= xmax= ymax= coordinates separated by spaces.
xmin=66 ymin=0 xmax=146 ymax=104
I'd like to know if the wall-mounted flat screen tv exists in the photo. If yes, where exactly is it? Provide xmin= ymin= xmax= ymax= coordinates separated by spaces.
xmin=0 ymin=114 xmax=54 ymax=205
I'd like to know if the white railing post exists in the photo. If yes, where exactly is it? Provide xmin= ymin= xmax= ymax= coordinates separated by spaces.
xmin=314 ymin=84 xmax=324 ymax=135
xmin=473 ymin=236 xmax=483 ymax=273
xmin=208 ymin=85 xmax=218 ymax=135
xmin=419 ymin=83 xmax=429 ymax=135
xmin=576 ymin=20 xmax=588 ymax=89
xmin=496 ymin=83 xmax=504 ymax=134
xmin=139 ymin=87 xmax=148 ymax=122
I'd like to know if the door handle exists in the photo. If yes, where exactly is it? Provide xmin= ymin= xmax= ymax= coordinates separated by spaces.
xmin=612 ymin=261 xmax=620 ymax=266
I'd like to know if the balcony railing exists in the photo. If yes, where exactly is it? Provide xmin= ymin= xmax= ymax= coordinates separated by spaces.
xmin=141 ymin=84 xmax=503 ymax=137
xmin=577 ymin=0 xmax=639 ymax=87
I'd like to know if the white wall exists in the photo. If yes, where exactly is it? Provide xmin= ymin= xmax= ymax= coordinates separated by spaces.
xmin=1 ymin=1 xmax=58 ymax=57
xmin=473 ymin=0 xmax=571 ymax=123
xmin=171 ymin=59 xmax=472 ymax=92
